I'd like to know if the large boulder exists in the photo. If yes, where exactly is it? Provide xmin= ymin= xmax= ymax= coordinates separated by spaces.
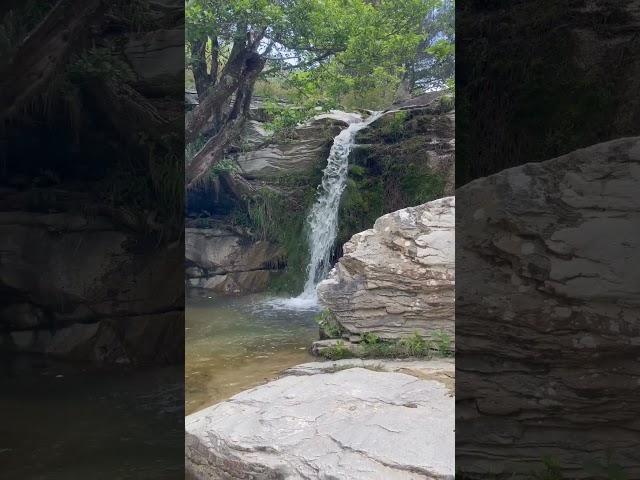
xmin=456 ymin=137 xmax=640 ymax=478
xmin=185 ymin=226 xmax=285 ymax=295
xmin=185 ymin=359 xmax=454 ymax=480
xmin=317 ymin=197 xmax=455 ymax=342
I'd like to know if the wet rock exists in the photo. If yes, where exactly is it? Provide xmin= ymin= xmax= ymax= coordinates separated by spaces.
xmin=186 ymin=360 xmax=454 ymax=480
xmin=318 ymin=197 xmax=455 ymax=343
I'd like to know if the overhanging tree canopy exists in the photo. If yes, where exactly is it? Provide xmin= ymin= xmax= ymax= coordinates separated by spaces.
xmin=185 ymin=0 xmax=439 ymax=188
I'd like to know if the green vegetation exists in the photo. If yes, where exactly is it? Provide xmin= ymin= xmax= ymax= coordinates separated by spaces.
xmin=319 ymin=330 xmax=454 ymax=360
xmin=262 ymin=100 xmax=318 ymax=141
xmin=380 ymin=111 xmax=410 ymax=142
xmin=315 ymin=310 xmax=343 ymax=338
xmin=209 ymin=158 xmax=238 ymax=176
xmin=336 ymin=109 xmax=449 ymax=248
xmin=529 ymin=453 xmax=628 ymax=480
xmin=185 ymin=0 xmax=455 ymax=183
xmin=432 ymin=330 xmax=453 ymax=357
xmin=229 ymin=185 xmax=314 ymax=294
xmin=321 ymin=340 xmax=354 ymax=361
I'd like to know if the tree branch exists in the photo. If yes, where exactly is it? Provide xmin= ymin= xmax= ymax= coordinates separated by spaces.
xmin=262 ymin=50 xmax=336 ymax=76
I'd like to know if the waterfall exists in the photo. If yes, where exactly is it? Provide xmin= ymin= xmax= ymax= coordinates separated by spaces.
xmin=298 ymin=111 xmax=382 ymax=300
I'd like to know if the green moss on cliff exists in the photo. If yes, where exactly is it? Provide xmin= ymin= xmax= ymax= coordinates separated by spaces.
xmin=337 ymin=107 xmax=450 ymax=249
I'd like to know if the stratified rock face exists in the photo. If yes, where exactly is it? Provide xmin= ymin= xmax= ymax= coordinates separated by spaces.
xmin=456 ymin=137 xmax=640 ymax=478
xmin=185 ymin=227 xmax=284 ymax=295
xmin=0 ymin=210 xmax=183 ymax=365
xmin=317 ymin=197 xmax=455 ymax=341
xmin=235 ymin=111 xmax=359 ymax=179
xmin=186 ymin=360 xmax=454 ymax=480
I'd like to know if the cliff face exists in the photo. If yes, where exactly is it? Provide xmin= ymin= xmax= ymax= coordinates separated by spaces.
xmin=457 ymin=0 xmax=640 ymax=184
xmin=456 ymin=137 xmax=640 ymax=477
xmin=317 ymin=197 xmax=455 ymax=343
xmin=0 ymin=1 xmax=184 ymax=366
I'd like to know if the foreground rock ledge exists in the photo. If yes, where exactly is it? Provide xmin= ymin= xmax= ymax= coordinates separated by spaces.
xmin=185 ymin=359 xmax=454 ymax=480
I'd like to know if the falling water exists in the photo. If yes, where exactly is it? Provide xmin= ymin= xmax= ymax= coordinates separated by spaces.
xmin=298 ymin=111 xmax=382 ymax=301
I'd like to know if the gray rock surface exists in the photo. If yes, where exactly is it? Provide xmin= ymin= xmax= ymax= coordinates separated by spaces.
xmin=0 ymin=207 xmax=182 ymax=364
xmin=185 ymin=227 xmax=284 ymax=294
xmin=235 ymin=111 xmax=359 ymax=179
xmin=456 ymin=137 xmax=640 ymax=478
xmin=186 ymin=359 xmax=454 ymax=480
xmin=317 ymin=197 xmax=455 ymax=342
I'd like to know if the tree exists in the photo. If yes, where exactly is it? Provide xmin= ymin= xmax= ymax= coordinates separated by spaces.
xmin=185 ymin=0 xmax=435 ymax=188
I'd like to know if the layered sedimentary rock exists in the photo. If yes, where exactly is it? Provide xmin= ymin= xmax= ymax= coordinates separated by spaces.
xmin=186 ymin=359 xmax=454 ymax=480
xmin=185 ymin=226 xmax=284 ymax=294
xmin=317 ymin=197 xmax=455 ymax=342
xmin=0 ymin=208 xmax=182 ymax=365
xmin=356 ymin=93 xmax=455 ymax=196
xmin=456 ymin=137 xmax=640 ymax=478
xmin=235 ymin=111 xmax=361 ymax=179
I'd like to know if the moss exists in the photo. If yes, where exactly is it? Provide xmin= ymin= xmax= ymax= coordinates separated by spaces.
xmin=378 ymin=110 xmax=410 ymax=142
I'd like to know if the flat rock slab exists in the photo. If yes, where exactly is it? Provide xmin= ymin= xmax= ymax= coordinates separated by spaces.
xmin=186 ymin=361 xmax=454 ymax=479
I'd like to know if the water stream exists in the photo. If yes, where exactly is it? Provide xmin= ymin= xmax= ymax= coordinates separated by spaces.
xmin=299 ymin=111 xmax=382 ymax=302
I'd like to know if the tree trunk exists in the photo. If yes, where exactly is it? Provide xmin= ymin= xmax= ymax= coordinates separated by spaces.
xmin=185 ymin=52 xmax=265 ymax=189
xmin=0 ymin=0 xmax=103 ymax=122
xmin=191 ymin=39 xmax=211 ymax=98
xmin=210 ymin=37 xmax=219 ymax=85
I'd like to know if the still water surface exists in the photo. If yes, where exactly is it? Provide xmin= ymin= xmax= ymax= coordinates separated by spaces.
xmin=185 ymin=289 xmax=319 ymax=415
xmin=1 ymin=356 xmax=183 ymax=479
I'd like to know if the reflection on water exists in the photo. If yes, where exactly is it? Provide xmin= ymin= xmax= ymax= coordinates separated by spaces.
xmin=0 ymin=355 xmax=183 ymax=479
xmin=186 ymin=289 xmax=320 ymax=415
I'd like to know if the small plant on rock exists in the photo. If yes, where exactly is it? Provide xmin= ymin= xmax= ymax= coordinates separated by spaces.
xmin=314 ymin=309 xmax=342 ymax=338
xmin=321 ymin=341 xmax=353 ymax=360
xmin=362 ymin=332 xmax=380 ymax=345
xmin=399 ymin=332 xmax=429 ymax=357
xmin=432 ymin=330 xmax=453 ymax=357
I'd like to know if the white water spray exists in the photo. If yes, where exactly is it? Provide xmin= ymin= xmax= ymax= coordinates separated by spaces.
xmin=265 ymin=111 xmax=381 ymax=311
xmin=297 ymin=111 xmax=382 ymax=301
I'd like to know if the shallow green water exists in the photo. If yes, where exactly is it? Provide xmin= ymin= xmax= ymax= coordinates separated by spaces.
xmin=185 ymin=289 xmax=320 ymax=415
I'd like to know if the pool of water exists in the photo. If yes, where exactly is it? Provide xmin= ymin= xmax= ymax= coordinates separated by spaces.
xmin=185 ymin=289 xmax=320 ymax=415
xmin=0 ymin=355 xmax=184 ymax=479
